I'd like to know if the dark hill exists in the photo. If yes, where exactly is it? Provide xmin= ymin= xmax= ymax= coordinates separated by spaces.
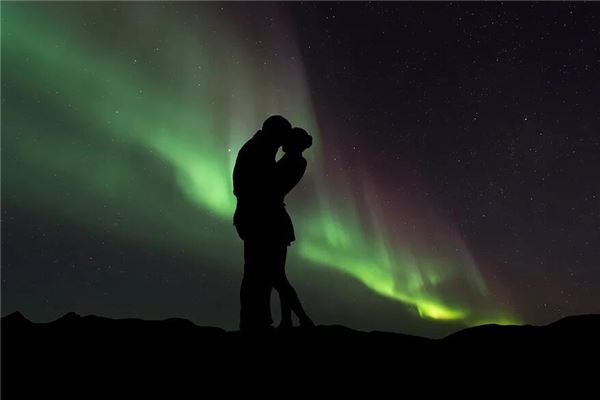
xmin=3 ymin=312 xmax=599 ymax=394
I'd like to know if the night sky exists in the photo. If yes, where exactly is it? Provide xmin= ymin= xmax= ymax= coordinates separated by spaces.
xmin=2 ymin=2 xmax=599 ymax=338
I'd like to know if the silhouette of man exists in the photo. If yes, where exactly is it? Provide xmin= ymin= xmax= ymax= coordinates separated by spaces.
xmin=232 ymin=116 xmax=293 ymax=331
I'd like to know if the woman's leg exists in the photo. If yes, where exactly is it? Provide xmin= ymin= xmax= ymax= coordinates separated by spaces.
xmin=271 ymin=244 xmax=314 ymax=327
xmin=274 ymin=277 xmax=314 ymax=326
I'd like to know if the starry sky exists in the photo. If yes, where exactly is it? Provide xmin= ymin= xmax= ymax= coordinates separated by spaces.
xmin=2 ymin=2 xmax=599 ymax=337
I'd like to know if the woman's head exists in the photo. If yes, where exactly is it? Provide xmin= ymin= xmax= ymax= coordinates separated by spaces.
xmin=283 ymin=127 xmax=312 ymax=154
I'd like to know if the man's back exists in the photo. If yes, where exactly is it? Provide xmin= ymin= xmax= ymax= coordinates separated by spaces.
xmin=234 ymin=133 xmax=272 ymax=194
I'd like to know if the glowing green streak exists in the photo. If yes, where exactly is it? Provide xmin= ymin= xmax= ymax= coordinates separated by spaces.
xmin=298 ymin=210 xmax=469 ymax=320
xmin=4 ymin=8 xmax=236 ymax=219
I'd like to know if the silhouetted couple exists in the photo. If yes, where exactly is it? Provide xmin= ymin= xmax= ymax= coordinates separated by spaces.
xmin=233 ymin=116 xmax=314 ymax=332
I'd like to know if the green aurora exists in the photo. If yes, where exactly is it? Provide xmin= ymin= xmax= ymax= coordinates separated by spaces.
xmin=2 ymin=3 xmax=517 ymax=326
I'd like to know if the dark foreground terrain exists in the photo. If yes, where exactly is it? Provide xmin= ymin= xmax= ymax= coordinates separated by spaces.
xmin=3 ymin=312 xmax=599 ymax=394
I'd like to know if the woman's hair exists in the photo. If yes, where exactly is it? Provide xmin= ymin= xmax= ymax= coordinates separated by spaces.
xmin=283 ymin=127 xmax=313 ymax=153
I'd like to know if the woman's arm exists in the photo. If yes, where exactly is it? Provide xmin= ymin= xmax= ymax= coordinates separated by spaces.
xmin=275 ymin=156 xmax=307 ymax=197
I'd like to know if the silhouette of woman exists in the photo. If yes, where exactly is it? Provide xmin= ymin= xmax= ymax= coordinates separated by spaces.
xmin=273 ymin=127 xmax=315 ymax=329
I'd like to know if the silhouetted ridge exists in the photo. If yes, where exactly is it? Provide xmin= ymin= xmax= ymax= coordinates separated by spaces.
xmin=547 ymin=313 xmax=600 ymax=329
xmin=443 ymin=314 xmax=600 ymax=344
xmin=4 ymin=312 xmax=599 ymax=346
xmin=3 ymin=312 xmax=597 ymax=395
xmin=2 ymin=311 xmax=30 ymax=325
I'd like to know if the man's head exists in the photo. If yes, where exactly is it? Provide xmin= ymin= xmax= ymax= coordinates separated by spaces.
xmin=283 ymin=127 xmax=312 ymax=154
xmin=261 ymin=115 xmax=292 ymax=147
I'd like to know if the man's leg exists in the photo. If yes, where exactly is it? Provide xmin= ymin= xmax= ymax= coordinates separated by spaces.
xmin=240 ymin=240 xmax=273 ymax=331
xmin=272 ymin=245 xmax=292 ymax=328
xmin=279 ymin=293 xmax=292 ymax=328
xmin=239 ymin=241 xmax=253 ymax=330
xmin=254 ymin=241 xmax=273 ymax=328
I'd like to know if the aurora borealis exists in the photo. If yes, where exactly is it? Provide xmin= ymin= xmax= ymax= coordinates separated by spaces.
xmin=3 ymin=2 xmax=599 ymax=336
